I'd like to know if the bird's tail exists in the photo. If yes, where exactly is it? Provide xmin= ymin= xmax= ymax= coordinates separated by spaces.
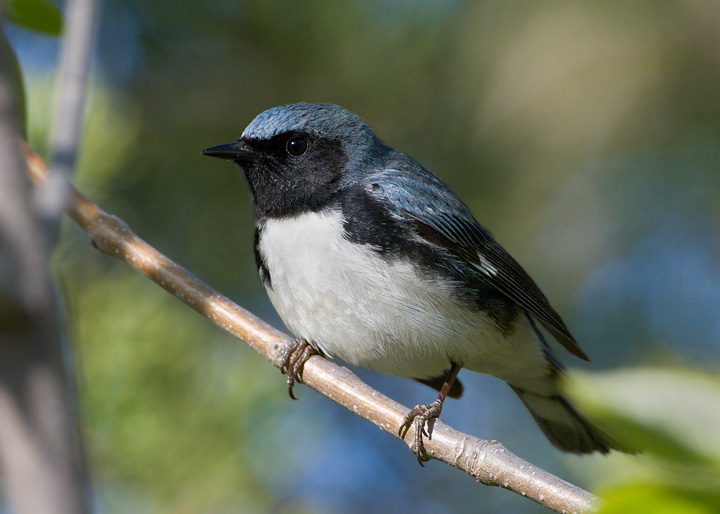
xmin=510 ymin=384 xmax=622 ymax=454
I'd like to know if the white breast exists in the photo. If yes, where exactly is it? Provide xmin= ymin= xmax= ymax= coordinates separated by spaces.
xmin=257 ymin=209 xmax=547 ymax=385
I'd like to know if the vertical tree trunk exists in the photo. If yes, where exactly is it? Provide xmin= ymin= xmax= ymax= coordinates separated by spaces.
xmin=0 ymin=22 xmax=89 ymax=513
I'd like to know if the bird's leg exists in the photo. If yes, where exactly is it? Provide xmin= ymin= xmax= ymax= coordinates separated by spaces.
xmin=279 ymin=338 xmax=318 ymax=400
xmin=399 ymin=362 xmax=462 ymax=465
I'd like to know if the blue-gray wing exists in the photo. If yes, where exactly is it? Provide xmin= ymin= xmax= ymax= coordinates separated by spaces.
xmin=366 ymin=168 xmax=588 ymax=361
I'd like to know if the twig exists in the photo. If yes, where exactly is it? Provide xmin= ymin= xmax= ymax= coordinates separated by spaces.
xmin=36 ymin=0 xmax=98 ymax=227
xmin=24 ymin=144 xmax=601 ymax=514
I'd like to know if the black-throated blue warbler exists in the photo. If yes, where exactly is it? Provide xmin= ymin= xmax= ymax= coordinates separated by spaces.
xmin=203 ymin=103 xmax=621 ymax=461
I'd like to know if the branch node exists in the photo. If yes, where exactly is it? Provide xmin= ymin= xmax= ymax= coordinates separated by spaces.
xmin=87 ymin=213 xmax=135 ymax=256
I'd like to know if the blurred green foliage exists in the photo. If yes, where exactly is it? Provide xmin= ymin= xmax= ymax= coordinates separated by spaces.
xmin=6 ymin=0 xmax=720 ymax=512
xmin=69 ymin=271 xmax=288 ymax=512
xmin=565 ymin=369 xmax=720 ymax=513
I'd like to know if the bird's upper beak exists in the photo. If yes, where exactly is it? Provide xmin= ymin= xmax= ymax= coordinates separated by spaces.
xmin=202 ymin=140 xmax=259 ymax=164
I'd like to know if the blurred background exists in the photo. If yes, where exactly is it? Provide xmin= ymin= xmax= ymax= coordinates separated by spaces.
xmin=5 ymin=1 xmax=720 ymax=512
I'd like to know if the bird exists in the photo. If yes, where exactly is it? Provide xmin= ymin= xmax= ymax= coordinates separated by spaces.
xmin=202 ymin=102 xmax=621 ymax=462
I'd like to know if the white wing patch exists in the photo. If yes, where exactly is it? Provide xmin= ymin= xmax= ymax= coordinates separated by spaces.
xmin=478 ymin=254 xmax=498 ymax=276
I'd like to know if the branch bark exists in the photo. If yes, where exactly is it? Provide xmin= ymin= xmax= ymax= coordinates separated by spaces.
xmin=24 ymin=145 xmax=601 ymax=514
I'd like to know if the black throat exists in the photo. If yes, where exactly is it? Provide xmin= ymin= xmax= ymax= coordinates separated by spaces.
xmin=240 ymin=136 xmax=349 ymax=221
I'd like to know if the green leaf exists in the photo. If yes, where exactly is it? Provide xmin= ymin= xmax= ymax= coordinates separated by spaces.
xmin=5 ymin=0 xmax=63 ymax=36
xmin=598 ymin=483 xmax=720 ymax=514
xmin=564 ymin=368 xmax=720 ymax=467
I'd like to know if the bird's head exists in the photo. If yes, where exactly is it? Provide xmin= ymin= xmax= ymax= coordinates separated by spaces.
xmin=203 ymin=103 xmax=386 ymax=219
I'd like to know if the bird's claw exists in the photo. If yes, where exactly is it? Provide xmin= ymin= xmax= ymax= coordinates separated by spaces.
xmin=398 ymin=399 xmax=443 ymax=465
xmin=279 ymin=338 xmax=317 ymax=400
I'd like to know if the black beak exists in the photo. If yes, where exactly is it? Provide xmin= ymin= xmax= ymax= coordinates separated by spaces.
xmin=202 ymin=140 xmax=259 ymax=163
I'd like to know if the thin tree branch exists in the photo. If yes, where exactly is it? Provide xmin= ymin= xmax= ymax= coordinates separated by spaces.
xmin=24 ymin=144 xmax=601 ymax=514
xmin=36 ymin=0 xmax=98 ymax=228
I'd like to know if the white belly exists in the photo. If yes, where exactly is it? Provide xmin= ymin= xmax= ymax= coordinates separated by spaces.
xmin=257 ymin=209 xmax=547 ymax=385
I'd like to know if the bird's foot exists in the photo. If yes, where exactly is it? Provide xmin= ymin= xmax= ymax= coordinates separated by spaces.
xmin=398 ymin=399 xmax=444 ymax=465
xmin=279 ymin=338 xmax=317 ymax=400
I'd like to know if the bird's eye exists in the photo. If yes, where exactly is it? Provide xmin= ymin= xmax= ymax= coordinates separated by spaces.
xmin=286 ymin=136 xmax=309 ymax=157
